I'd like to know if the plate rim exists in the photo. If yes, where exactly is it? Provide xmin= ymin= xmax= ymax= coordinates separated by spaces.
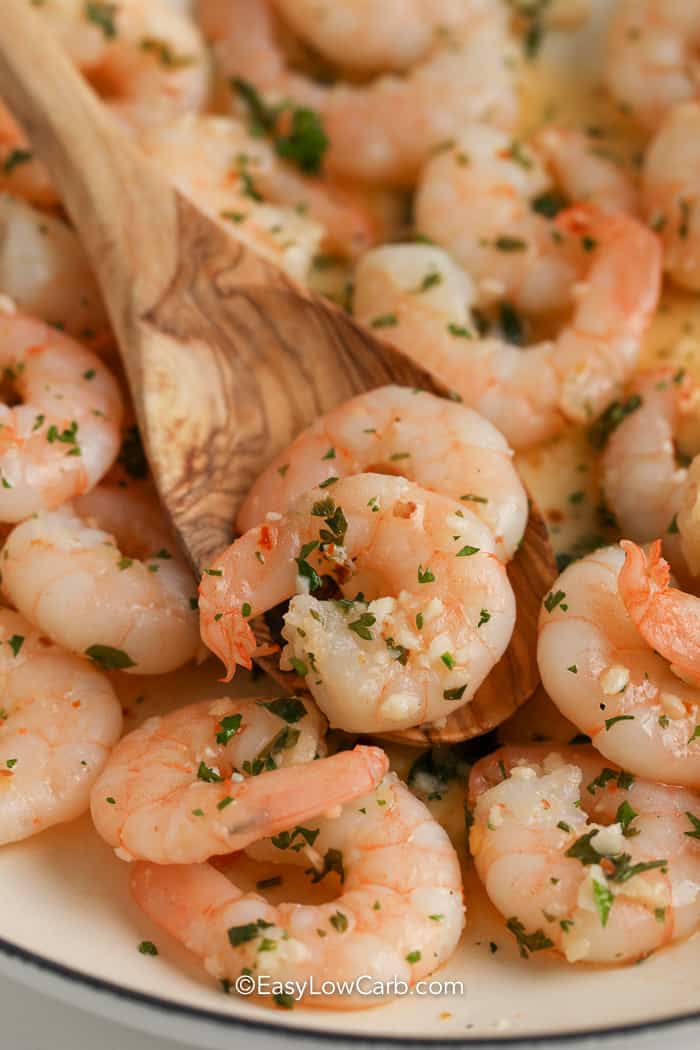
xmin=2 ymin=932 xmax=699 ymax=1048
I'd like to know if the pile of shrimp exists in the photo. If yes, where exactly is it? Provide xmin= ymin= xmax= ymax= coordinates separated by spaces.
xmin=2 ymin=0 xmax=700 ymax=1015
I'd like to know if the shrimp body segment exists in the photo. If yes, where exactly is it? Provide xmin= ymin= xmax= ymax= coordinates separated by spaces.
xmin=538 ymin=545 xmax=700 ymax=788
xmin=200 ymin=474 xmax=516 ymax=733
xmin=1 ymin=486 xmax=200 ymax=675
xmin=354 ymin=209 xmax=661 ymax=449
xmin=0 ymin=195 xmax=107 ymax=337
xmin=469 ymin=745 xmax=700 ymax=964
xmin=605 ymin=0 xmax=700 ymax=130
xmin=203 ymin=0 xmax=518 ymax=185
xmin=415 ymin=126 xmax=637 ymax=315
xmin=0 ymin=308 xmax=123 ymax=521
xmin=0 ymin=610 xmax=122 ymax=844
xmin=91 ymin=695 xmax=388 ymax=864
xmin=237 ymin=386 xmax=528 ymax=562
xmin=33 ymin=0 xmax=210 ymax=130
xmin=600 ymin=368 xmax=700 ymax=581
xmin=0 ymin=106 xmax=56 ymax=208
xmin=643 ymin=101 xmax=700 ymax=291
xmin=131 ymin=772 xmax=464 ymax=1005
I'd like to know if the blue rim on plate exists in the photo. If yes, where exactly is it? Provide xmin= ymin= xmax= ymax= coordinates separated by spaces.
xmin=1 ymin=933 xmax=699 ymax=1047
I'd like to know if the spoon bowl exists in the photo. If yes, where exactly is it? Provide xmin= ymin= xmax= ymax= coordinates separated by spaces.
xmin=0 ymin=0 xmax=556 ymax=742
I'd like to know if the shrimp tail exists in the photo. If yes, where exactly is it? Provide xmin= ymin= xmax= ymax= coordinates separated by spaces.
xmin=619 ymin=538 xmax=669 ymax=621
xmin=207 ymin=609 xmax=257 ymax=680
xmin=620 ymin=539 xmax=700 ymax=686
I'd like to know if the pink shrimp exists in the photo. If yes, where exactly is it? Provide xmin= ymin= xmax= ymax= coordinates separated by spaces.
xmin=619 ymin=539 xmax=700 ymax=688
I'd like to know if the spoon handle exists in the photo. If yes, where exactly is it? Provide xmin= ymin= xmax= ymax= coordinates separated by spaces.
xmin=0 ymin=0 xmax=179 ymax=375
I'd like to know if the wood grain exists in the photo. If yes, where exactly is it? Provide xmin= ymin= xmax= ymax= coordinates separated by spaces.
xmin=254 ymin=502 xmax=557 ymax=747
xmin=0 ymin=1 xmax=558 ymax=746
xmin=0 ymin=1 xmax=443 ymax=569
xmin=139 ymin=196 xmax=444 ymax=567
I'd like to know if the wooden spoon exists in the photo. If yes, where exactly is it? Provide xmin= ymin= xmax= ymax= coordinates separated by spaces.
xmin=0 ymin=0 xmax=556 ymax=744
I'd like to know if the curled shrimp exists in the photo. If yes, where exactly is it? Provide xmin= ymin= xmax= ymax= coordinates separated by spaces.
xmin=643 ymin=101 xmax=700 ymax=291
xmin=33 ymin=0 xmax=209 ymax=131
xmin=1 ymin=484 xmax=200 ymax=675
xmin=268 ymin=0 xmax=474 ymax=76
xmin=538 ymin=544 xmax=700 ymax=788
xmin=200 ymin=0 xmax=518 ymax=186
xmin=91 ymin=694 xmax=388 ymax=863
xmin=619 ymin=539 xmax=700 ymax=691
xmin=415 ymin=125 xmax=638 ymax=315
xmin=130 ymin=771 xmax=464 ymax=1006
xmin=353 ymin=207 xmax=662 ymax=449
xmin=0 ymin=194 xmax=107 ymax=338
xmin=0 ymin=608 xmax=122 ymax=844
xmin=237 ymin=386 xmax=528 ymax=562
xmin=469 ymin=745 xmax=700 ymax=964
xmin=200 ymin=473 xmax=515 ymax=733
xmin=605 ymin=0 xmax=700 ymax=130
xmin=600 ymin=368 xmax=699 ymax=580
xmin=0 ymin=305 xmax=123 ymax=521
xmin=138 ymin=114 xmax=385 ymax=267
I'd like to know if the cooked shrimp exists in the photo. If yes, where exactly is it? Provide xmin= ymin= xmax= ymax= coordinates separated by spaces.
xmin=1 ymin=485 xmax=200 ymax=675
xmin=0 ymin=105 xmax=56 ymax=208
xmin=237 ymin=386 xmax=528 ymax=562
xmin=469 ymin=744 xmax=700 ymax=964
xmin=0 ymin=608 xmax=122 ymax=845
xmin=538 ymin=544 xmax=700 ymax=788
xmin=130 ymin=771 xmax=464 ymax=1005
xmin=600 ymin=369 xmax=697 ymax=579
xmin=91 ymin=694 xmax=388 ymax=863
xmin=33 ymin=0 xmax=209 ymax=130
xmin=200 ymin=474 xmax=515 ymax=733
xmin=642 ymin=101 xmax=700 ymax=291
xmin=415 ymin=126 xmax=637 ymax=314
xmin=353 ymin=208 xmax=662 ymax=449
xmin=268 ymin=0 xmax=474 ymax=76
xmin=202 ymin=0 xmax=518 ymax=185
xmin=138 ymin=114 xmax=384 ymax=267
xmin=0 ymin=194 xmax=107 ymax=338
xmin=0 ymin=305 xmax=123 ymax=521
xmin=619 ymin=540 xmax=700 ymax=690
xmin=605 ymin=0 xmax=700 ymax=130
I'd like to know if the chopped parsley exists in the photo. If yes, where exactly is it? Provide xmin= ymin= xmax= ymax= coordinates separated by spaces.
xmin=85 ymin=644 xmax=136 ymax=670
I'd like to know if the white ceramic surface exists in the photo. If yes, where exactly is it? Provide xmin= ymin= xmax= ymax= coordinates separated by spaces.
xmin=1 ymin=2 xmax=699 ymax=1048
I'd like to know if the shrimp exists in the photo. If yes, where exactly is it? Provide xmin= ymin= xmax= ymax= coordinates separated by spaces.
xmin=267 ymin=0 xmax=474 ymax=76
xmin=642 ymin=101 xmax=700 ymax=291
xmin=0 ymin=194 xmax=107 ymax=338
xmin=353 ymin=208 xmax=662 ymax=449
xmin=469 ymin=744 xmax=700 ymax=964
xmin=32 ymin=0 xmax=209 ymax=131
xmin=605 ymin=0 xmax=700 ymax=130
xmin=538 ymin=544 xmax=700 ymax=788
xmin=618 ymin=539 xmax=700 ymax=690
xmin=237 ymin=386 xmax=528 ymax=562
xmin=1 ymin=485 xmax=200 ymax=675
xmin=415 ymin=125 xmax=638 ymax=315
xmin=600 ymin=368 xmax=698 ymax=580
xmin=201 ymin=0 xmax=518 ymax=185
xmin=0 ymin=305 xmax=123 ymax=521
xmin=0 ymin=105 xmax=56 ymax=209
xmin=0 ymin=608 xmax=122 ymax=845
xmin=138 ymin=114 xmax=383 ymax=267
xmin=91 ymin=694 xmax=388 ymax=863
xmin=200 ymin=474 xmax=515 ymax=733
xmin=130 ymin=771 xmax=464 ymax=1006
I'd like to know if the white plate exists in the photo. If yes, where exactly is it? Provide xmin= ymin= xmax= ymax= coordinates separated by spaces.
xmin=0 ymin=661 xmax=699 ymax=1050
xmin=2 ymin=2 xmax=700 ymax=1047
